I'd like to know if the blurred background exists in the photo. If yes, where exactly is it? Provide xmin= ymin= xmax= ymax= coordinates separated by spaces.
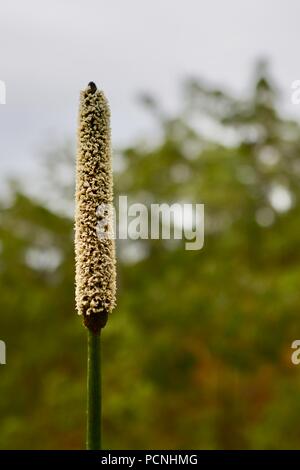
xmin=1 ymin=0 xmax=300 ymax=449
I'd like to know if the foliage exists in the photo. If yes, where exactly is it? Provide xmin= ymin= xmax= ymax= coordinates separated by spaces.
xmin=1 ymin=63 xmax=300 ymax=449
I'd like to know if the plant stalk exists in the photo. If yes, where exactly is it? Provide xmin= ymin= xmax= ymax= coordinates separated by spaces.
xmin=87 ymin=329 xmax=102 ymax=450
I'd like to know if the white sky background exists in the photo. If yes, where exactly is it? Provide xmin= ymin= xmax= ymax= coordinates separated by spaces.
xmin=1 ymin=0 xmax=300 ymax=185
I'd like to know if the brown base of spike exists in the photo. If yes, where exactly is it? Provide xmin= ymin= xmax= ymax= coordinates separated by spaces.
xmin=84 ymin=310 xmax=109 ymax=334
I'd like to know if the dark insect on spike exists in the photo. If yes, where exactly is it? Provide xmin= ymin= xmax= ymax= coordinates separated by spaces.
xmin=88 ymin=82 xmax=97 ymax=94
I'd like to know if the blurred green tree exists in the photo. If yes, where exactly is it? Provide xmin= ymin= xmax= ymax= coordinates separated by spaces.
xmin=1 ymin=63 xmax=300 ymax=449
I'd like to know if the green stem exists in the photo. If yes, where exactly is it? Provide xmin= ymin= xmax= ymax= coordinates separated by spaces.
xmin=87 ymin=329 xmax=102 ymax=450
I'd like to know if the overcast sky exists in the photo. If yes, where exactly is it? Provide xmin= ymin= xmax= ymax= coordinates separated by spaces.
xmin=1 ymin=0 xmax=300 ymax=185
